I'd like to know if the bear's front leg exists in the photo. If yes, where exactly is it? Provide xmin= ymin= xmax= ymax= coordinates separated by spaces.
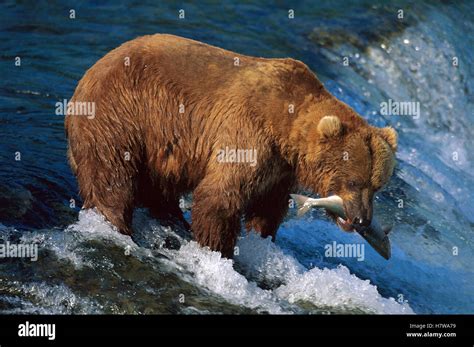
xmin=244 ymin=180 xmax=292 ymax=240
xmin=191 ymin=178 xmax=243 ymax=258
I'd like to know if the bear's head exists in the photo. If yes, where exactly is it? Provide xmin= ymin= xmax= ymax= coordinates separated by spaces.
xmin=299 ymin=115 xmax=397 ymax=232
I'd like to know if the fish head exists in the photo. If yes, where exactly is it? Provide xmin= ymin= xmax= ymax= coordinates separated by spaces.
xmin=314 ymin=117 xmax=397 ymax=232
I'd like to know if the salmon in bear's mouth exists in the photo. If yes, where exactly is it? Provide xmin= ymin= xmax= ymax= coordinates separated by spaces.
xmin=291 ymin=193 xmax=356 ymax=232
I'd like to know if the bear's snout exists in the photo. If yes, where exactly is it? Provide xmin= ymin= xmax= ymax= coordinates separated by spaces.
xmin=344 ymin=200 xmax=373 ymax=231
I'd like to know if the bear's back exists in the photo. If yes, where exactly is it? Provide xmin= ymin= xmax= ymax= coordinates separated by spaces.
xmin=74 ymin=34 xmax=324 ymax=106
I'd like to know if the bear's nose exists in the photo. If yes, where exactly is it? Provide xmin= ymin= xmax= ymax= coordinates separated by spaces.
xmin=353 ymin=217 xmax=371 ymax=228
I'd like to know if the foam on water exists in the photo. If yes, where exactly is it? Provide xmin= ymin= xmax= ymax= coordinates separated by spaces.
xmin=173 ymin=241 xmax=285 ymax=314
xmin=26 ymin=209 xmax=413 ymax=315
xmin=236 ymin=234 xmax=412 ymax=314
xmin=275 ymin=266 xmax=410 ymax=314
xmin=0 ymin=281 xmax=103 ymax=314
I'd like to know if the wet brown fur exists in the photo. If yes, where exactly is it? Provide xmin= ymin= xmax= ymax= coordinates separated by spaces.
xmin=65 ymin=34 xmax=397 ymax=257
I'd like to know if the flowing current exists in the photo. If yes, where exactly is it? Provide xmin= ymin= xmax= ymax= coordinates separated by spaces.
xmin=0 ymin=1 xmax=472 ymax=314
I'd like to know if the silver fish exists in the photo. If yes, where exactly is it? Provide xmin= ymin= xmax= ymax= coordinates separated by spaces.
xmin=290 ymin=194 xmax=392 ymax=260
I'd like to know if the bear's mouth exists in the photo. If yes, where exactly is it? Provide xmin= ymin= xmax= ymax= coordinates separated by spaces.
xmin=336 ymin=216 xmax=354 ymax=232
xmin=326 ymin=210 xmax=354 ymax=232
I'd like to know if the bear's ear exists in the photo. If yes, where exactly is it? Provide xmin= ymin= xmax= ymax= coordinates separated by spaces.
xmin=317 ymin=115 xmax=343 ymax=140
xmin=378 ymin=127 xmax=398 ymax=152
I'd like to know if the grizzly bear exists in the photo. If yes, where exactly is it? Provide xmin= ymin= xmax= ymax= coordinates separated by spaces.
xmin=65 ymin=34 xmax=397 ymax=258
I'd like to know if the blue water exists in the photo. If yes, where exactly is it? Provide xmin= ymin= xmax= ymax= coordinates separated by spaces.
xmin=0 ymin=0 xmax=472 ymax=314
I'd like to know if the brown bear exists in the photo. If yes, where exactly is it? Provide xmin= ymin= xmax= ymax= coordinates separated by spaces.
xmin=65 ymin=34 xmax=397 ymax=258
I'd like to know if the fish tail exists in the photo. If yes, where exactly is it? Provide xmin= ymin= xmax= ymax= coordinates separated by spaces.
xmin=290 ymin=194 xmax=311 ymax=217
xmin=290 ymin=194 xmax=308 ymax=206
xmin=296 ymin=205 xmax=312 ymax=217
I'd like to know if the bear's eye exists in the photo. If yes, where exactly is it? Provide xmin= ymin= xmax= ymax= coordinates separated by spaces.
xmin=347 ymin=181 xmax=358 ymax=189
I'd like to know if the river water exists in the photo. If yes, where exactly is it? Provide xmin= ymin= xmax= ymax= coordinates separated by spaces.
xmin=0 ymin=0 xmax=472 ymax=314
